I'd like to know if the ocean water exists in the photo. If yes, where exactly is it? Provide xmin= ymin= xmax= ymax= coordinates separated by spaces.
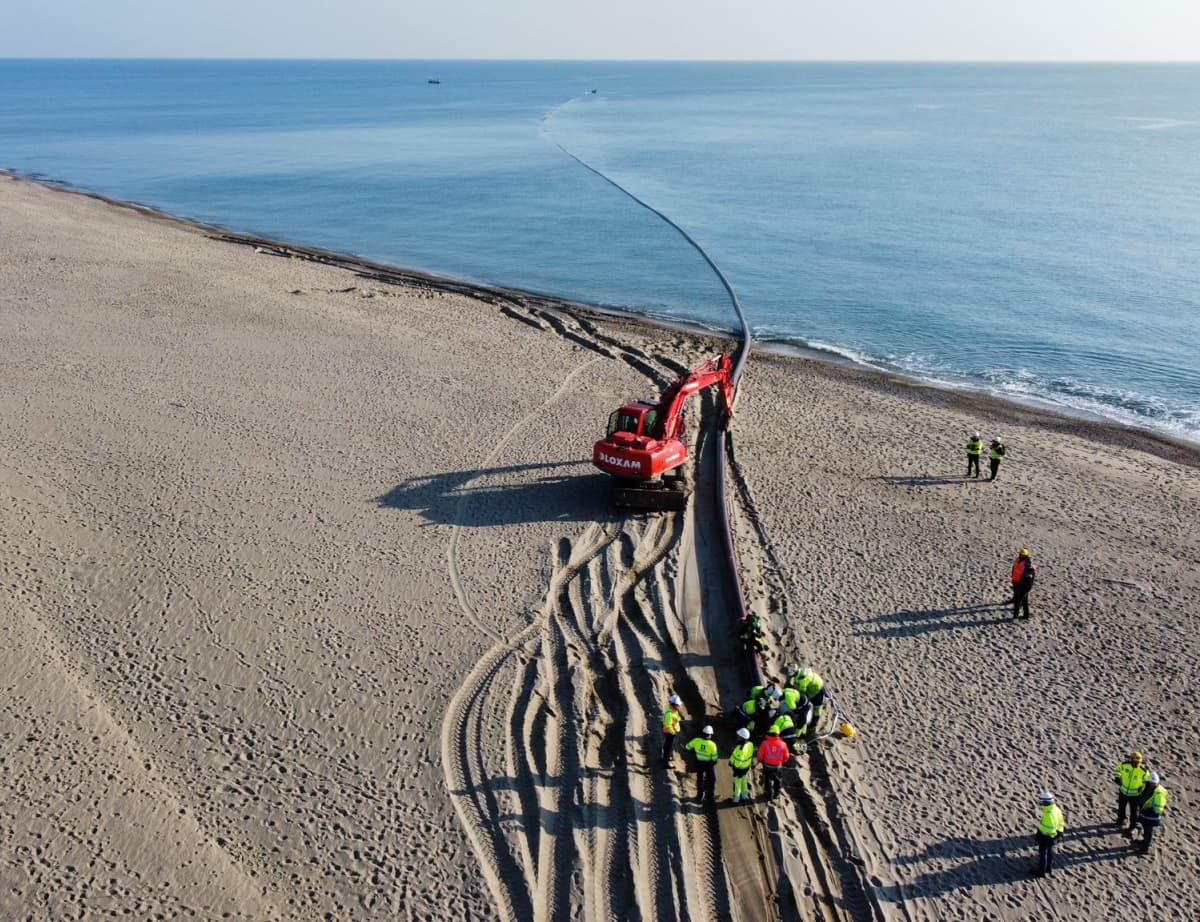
xmin=2 ymin=60 xmax=1198 ymax=441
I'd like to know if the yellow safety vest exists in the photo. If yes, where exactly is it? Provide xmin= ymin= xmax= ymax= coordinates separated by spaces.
xmin=1038 ymin=804 xmax=1064 ymax=837
xmin=793 ymin=672 xmax=824 ymax=698
xmin=770 ymin=714 xmax=795 ymax=736
xmin=967 ymin=437 xmax=983 ymax=456
xmin=730 ymin=742 xmax=755 ymax=770
xmin=1115 ymin=762 xmax=1149 ymax=796
xmin=990 ymin=443 xmax=1005 ymax=460
xmin=662 ymin=705 xmax=681 ymax=735
xmin=1143 ymin=785 xmax=1168 ymax=816
xmin=686 ymin=737 xmax=719 ymax=762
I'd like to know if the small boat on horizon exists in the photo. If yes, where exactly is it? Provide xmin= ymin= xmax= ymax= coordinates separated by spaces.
xmin=428 ymin=78 xmax=441 ymax=85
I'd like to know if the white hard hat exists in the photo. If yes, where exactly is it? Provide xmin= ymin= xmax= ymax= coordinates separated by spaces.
xmin=1150 ymin=772 xmax=1160 ymax=784
xmin=784 ymin=664 xmax=799 ymax=677
xmin=1039 ymin=791 xmax=1055 ymax=804
xmin=800 ymin=666 xmax=812 ymax=678
xmin=702 ymin=725 xmax=714 ymax=736
xmin=973 ymin=431 xmax=980 ymax=438
xmin=668 ymin=694 xmax=681 ymax=706
xmin=736 ymin=727 xmax=751 ymax=740
xmin=993 ymin=436 xmax=1002 ymax=443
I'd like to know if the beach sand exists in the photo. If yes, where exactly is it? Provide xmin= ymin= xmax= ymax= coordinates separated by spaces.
xmin=2 ymin=173 xmax=1198 ymax=920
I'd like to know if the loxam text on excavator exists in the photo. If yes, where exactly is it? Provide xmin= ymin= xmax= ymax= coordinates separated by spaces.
xmin=592 ymin=353 xmax=734 ymax=511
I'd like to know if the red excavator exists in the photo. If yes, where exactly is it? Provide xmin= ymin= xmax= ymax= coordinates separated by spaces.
xmin=592 ymin=354 xmax=735 ymax=510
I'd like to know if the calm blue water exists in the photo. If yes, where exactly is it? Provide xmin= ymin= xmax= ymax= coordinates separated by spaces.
xmin=3 ymin=60 xmax=1198 ymax=441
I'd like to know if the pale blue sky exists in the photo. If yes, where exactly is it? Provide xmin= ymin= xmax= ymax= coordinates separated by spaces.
xmin=5 ymin=0 xmax=1198 ymax=60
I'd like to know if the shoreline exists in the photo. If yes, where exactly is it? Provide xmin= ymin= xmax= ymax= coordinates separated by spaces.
xmin=7 ymin=167 xmax=1199 ymax=470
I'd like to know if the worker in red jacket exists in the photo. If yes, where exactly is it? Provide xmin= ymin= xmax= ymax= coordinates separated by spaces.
xmin=1010 ymin=548 xmax=1037 ymax=620
xmin=756 ymin=728 xmax=791 ymax=800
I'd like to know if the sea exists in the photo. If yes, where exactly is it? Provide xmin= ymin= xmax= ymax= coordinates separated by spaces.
xmin=2 ymin=60 xmax=1198 ymax=442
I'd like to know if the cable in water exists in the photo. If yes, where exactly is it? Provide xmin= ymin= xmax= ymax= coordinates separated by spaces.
xmin=541 ymin=97 xmax=751 ymax=381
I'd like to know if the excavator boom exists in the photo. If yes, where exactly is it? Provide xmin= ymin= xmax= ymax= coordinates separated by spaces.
xmin=653 ymin=353 xmax=735 ymax=441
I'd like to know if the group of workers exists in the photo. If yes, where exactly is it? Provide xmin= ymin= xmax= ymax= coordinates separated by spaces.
xmin=965 ymin=431 xmax=1006 ymax=481
xmin=973 ymin=428 xmax=1177 ymax=876
xmin=964 ymin=430 xmax=1042 ymax=618
xmin=660 ymin=427 xmax=1174 ymax=882
xmin=967 ymin=432 xmax=1041 ymax=620
xmin=1032 ymin=751 xmax=1170 ymax=877
xmin=661 ymin=663 xmax=827 ymax=805
xmin=969 ymin=431 xmax=1174 ymax=874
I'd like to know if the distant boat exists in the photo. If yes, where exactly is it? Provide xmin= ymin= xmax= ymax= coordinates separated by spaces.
xmin=428 ymin=78 xmax=441 ymax=85
xmin=590 ymin=89 xmax=597 ymax=94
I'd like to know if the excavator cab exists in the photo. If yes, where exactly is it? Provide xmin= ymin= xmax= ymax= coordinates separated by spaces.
xmin=606 ymin=402 xmax=659 ymax=439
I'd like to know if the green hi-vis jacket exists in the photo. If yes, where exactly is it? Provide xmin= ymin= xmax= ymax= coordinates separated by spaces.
xmin=686 ymin=737 xmax=719 ymax=763
xmin=1115 ymin=761 xmax=1150 ymax=797
xmin=1038 ymin=804 xmax=1064 ymax=837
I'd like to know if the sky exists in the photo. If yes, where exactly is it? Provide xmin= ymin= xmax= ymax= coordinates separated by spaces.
xmin=4 ymin=0 xmax=1199 ymax=60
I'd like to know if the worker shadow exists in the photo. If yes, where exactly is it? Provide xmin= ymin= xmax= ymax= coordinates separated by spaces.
xmin=877 ymin=474 xmax=974 ymax=488
xmin=679 ymin=787 xmax=813 ymax=813
xmin=448 ymin=755 xmax=728 ymax=920
xmin=376 ymin=461 xmax=611 ymax=526
xmin=880 ymin=835 xmax=1024 ymax=899
xmin=852 ymin=603 xmax=1010 ymax=639
xmin=882 ymin=827 xmax=1138 ymax=899
xmin=448 ymin=760 xmax=702 ymax=833
xmin=1056 ymin=823 xmax=1143 ymax=867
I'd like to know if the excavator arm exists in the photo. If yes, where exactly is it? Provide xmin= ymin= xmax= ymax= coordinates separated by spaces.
xmin=652 ymin=353 xmax=734 ymax=440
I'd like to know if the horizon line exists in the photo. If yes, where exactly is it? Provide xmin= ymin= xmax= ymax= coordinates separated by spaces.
xmin=3 ymin=56 xmax=1199 ymax=65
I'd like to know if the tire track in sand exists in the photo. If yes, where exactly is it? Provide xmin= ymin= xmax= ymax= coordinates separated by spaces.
xmin=442 ymin=342 xmax=748 ymax=921
xmin=441 ymin=521 xmax=619 ymax=922
xmin=444 ymin=356 xmax=606 ymax=643
xmin=438 ymin=347 xmax=608 ymax=921
xmin=526 ymin=510 xmax=716 ymax=922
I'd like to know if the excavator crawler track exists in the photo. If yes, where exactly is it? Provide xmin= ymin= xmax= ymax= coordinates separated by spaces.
xmin=612 ymin=481 xmax=689 ymax=512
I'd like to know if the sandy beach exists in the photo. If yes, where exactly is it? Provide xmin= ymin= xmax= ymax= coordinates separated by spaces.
xmin=2 ymin=173 xmax=1198 ymax=920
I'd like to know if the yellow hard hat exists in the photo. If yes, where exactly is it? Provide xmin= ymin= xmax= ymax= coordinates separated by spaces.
xmin=1129 ymin=751 xmax=1143 ymax=764
xmin=1018 ymin=548 xmax=1030 ymax=558
xmin=839 ymin=722 xmax=856 ymax=739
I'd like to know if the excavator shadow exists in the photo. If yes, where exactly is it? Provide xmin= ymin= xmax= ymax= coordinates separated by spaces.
xmin=376 ymin=461 xmax=612 ymax=527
